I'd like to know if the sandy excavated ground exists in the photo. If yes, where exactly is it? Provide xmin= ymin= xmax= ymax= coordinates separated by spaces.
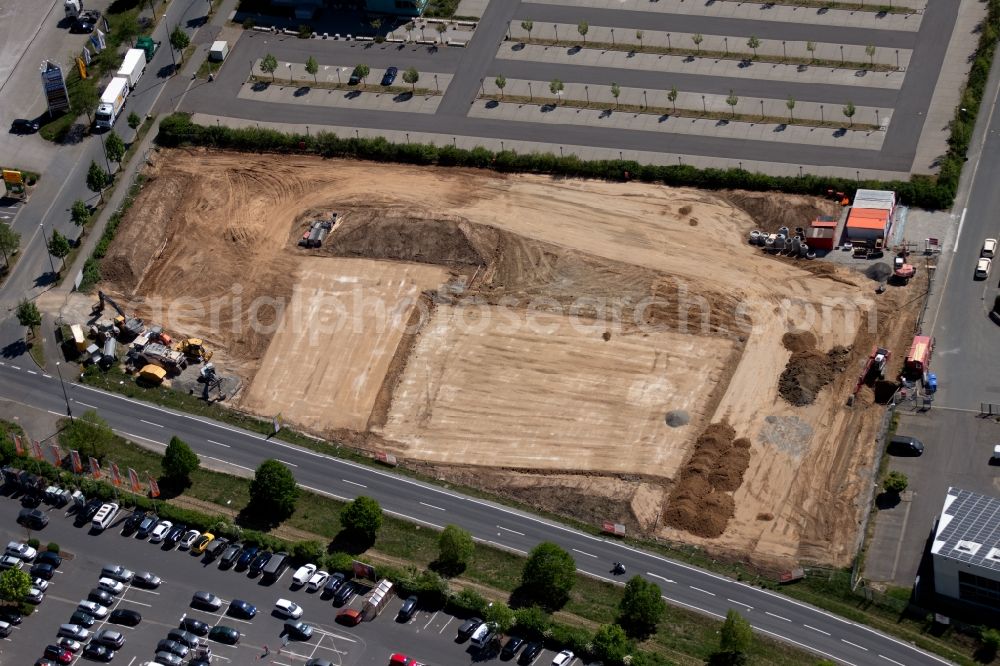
xmin=98 ymin=149 xmax=922 ymax=568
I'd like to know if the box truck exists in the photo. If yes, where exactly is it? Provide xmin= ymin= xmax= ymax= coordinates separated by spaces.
xmin=117 ymin=49 xmax=145 ymax=89
xmin=94 ymin=76 xmax=129 ymax=130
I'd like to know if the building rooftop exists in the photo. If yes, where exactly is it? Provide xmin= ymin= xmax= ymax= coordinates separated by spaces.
xmin=931 ymin=487 xmax=1000 ymax=572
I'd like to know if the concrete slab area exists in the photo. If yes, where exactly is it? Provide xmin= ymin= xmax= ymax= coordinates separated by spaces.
xmin=238 ymin=80 xmax=446 ymax=114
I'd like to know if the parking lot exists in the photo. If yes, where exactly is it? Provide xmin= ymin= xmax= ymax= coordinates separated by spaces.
xmin=0 ymin=489 xmax=580 ymax=666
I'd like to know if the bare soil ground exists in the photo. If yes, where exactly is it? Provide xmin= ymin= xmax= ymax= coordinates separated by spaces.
xmin=96 ymin=149 xmax=924 ymax=568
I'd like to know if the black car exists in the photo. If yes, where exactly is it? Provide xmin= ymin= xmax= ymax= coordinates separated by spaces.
xmin=348 ymin=71 xmax=361 ymax=86
xmin=81 ymin=499 xmax=103 ymax=521
xmin=457 ymin=617 xmax=483 ymax=640
xmin=227 ymin=599 xmax=256 ymax=619
xmin=156 ymin=639 xmax=188 ymax=658
xmin=322 ymin=572 xmax=345 ymax=597
xmin=397 ymin=595 xmax=418 ymax=621
xmin=0 ymin=608 xmax=22 ymax=625
xmin=208 ymin=625 xmax=239 ymax=645
xmin=70 ymin=17 xmax=95 ymax=33
xmin=219 ymin=543 xmax=242 ymax=569
xmin=179 ymin=617 xmax=209 ymax=636
xmin=69 ymin=610 xmax=95 ymax=627
xmin=10 ymin=119 xmax=39 ymax=134
xmin=88 ymin=589 xmax=114 ymax=606
xmin=205 ymin=537 xmax=229 ymax=560
xmin=132 ymin=570 xmax=161 ymax=588
xmin=82 ymin=644 xmax=114 ymax=662
xmin=37 ymin=551 xmax=61 ymax=568
xmin=108 ymin=608 xmax=142 ymax=626
xmin=248 ymin=550 xmax=272 ymax=576
xmin=502 ymin=636 xmax=526 ymax=658
xmin=17 ymin=508 xmax=48 ymax=529
xmin=136 ymin=514 xmax=159 ymax=538
xmin=380 ymin=66 xmax=398 ymax=86
xmin=235 ymin=545 xmax=258 ymax=571
xmin=30 ymin=563 xmax=54 ymax=580
xmin=888 ymin=435 xmax=924 ymax=456
xmin=121 ymin=509 xmax=146 ymax=535
xmin=167 ymin=628 xmax=199 ymax=648
xmin=164 ymin=524 xmax=187 ymax=548
xmin=518 ymin=642 xmax=543 ymax=664
xmin=192 ymin=591 xmax=222 ymax=611
xmin=332 ymin=581 xmax=354 ymax=606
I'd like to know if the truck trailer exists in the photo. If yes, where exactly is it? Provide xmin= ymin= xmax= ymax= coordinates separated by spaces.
xmin=116 ymin=49 xmax=146 ymax=90
xmin=94 ymin=76 xmax=129 ymax=130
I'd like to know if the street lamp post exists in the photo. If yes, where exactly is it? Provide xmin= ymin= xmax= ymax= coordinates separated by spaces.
xmin=643 ymin=90 xmax=647 ymax=110
xmin=584 ymin=85 xmax=589 ymax=106
xmin=336 ymin=67 xmax=342 ymax=84
xmin=56 ymin=362 xmax=73 ymax=421
xmin=434 ymin=74 xmax=439 ymax=93
xmin=39 ymin=223 xmax=56 ymax=276
xmin=701 ymin=95 xmax=706 ymax=113
xmin=528 ymin=81 xmax=533 ymax=102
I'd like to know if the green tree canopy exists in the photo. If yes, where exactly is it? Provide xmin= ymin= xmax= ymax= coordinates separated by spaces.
xmin=305 ymin=55 xmax=319 ymax=83
xmin=592 ymin=623 xmax=630 ymax=666
xmin=260 ymin=53 xmax=279 ymax=82
xmin=116 ymin=10 xmax=140 ymax=46
xmin=513 ymin=605 xmax=550 ymax=639
xmin=719 ymin=609 xmax=753 ymax=654
xmin=16 ymin=299 xmax=41 ymax=329
xmin=437 ymin=524 xmax=474 ymax=574
xmin=340 ymin=495 xmax=383 ymax=538
xmin=59 ymin=409 xmax=116 ymax=459
xmin=247 ymin=459 xmax=300 ymax=524
xmin=618 ymin=575 xmax=665 ymax=637
xmin=162 ymin=435 xmax=200 ymax=487
xmin=883 ymin=470 xmax=908 ymax=494
xmin=86 ymin=161 xmax=110 ymax=199
xmin=73 ymin=81 xmax=100 ymax=123
xmin=352 ymin=63 xmax=370 ymax=84
xmin=71 ymin=200 xmax=90 ymax=226
xmin=0 ymin=567 xmax=31 ymax=602
xmin=0 ymin=223 xmax=21 ymax=266
xmin=520 ymin=542 xmax=576 ymax=609
xmin=127 ymin=111 xmax=142 ymax=130
xmin=402 ymin=67 xmax=419 ymax=91
xmin=169 ymin=26 xmax=190 ymax=58
xmin=484 ymin=601 xmax=515 ymax=636
xmin=105 ymin=132 xmax=125 ymax=164
xmin=47 ymin=230 xmax=71 ymax=259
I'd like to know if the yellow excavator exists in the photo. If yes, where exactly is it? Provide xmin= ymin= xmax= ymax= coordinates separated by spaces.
xmin=173 ymin=338 xmax=213 ymax=362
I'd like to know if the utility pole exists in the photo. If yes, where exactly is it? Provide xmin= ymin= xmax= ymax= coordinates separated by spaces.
xmin=56 ymin=362 xmax=73 ymax=421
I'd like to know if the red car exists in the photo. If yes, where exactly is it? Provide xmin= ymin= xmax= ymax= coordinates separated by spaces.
xmin=336 ymin=609 xmax=363 ymax=626
xmin=43 ymin=645 xmax=73 ymax=665
xmin=389 ymin=655 xmax=423 ymax=666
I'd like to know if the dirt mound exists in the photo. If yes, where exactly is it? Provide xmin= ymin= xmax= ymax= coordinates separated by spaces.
xmin=665 ymin=410 xmax=690 ymax=427
xmin=722 ymin=190 xmax=839 ymax=234
xmin=664 ymin=422 xmax=751 ymax=538
xmin=865 ymin=262 xmax=893 ymax=282
xmin=778 ymin=345 xmax=851 ymax=406
xmin=782 ymin=331 xmax=816 ymax=352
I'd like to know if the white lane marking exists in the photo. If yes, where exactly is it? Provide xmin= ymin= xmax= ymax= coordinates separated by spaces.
xmin=127 ymin=658 xmax=136 ymax=666
xmin=385 ymin=509 xmax=443 ymax=531
xmin=497 ymin=525 xmax=524 ymax=536
xmin=298 ymin=484 xmax=350 ymax=503
xmin=27 ymin=370 xmax=37 ymax=375
xmin=842 ymin=639 xmax=869 ymax=651
xmin=140 ymin=419 xmax=163 ymax=428
xmin=954 ymin=207 xmax=967 ymax=252
xmin=343 ymin=479 xmax=366 ymax=488
xmin=47 ymin=410 xmax=63 ymax=416
xmin=74 ymin=401 xmax=97 ymax=409
xmin=11 ymin=366 xmax=19 ymax=370
xmin=753 ymin=624 xmax=858 ymax=666
xmin=726 ymin=598 xmax=753 ymax=610
xmin=663 ymin=595 xmax=725 ymax=619
xmin=879 ymin=655 xmax=906 ymax=666
xmin=206 ymin=439 xmax=230 ymax=448
xmin=115 ymin=431 xmax=165 ymax=447
xmin=43 ymin=374 xmax=52 ymax=379
xmin=646 ymin=572 xmax=675 ymax=584
xmin=423 ymin=611 xmax=438 ymax=630
xmin=487 ymin=540 xmax=527 ymax=555
xmin=845 ymin=620 xmax=954 ymax=665
xmin=804 ymin=624 xmax=831 ymax=636
xmin=121 ymin=598 xmax=152 ymax=607
xmin=690 ymin=586 xmax=716 ymax=597
xmin=202 ymin=455 xmax=255 ymax=472
xmin=419 ymin=502 xmax=445 ymax=511
xmin=572 ymin=548 xmax=597 ymax=558
xmin=437 ymin=615 xmax=453 ymax=634
xmin=276 ymin=459 xmax=298 ymax=468
xmin=765 ymin=611 xmax=791 ymax=622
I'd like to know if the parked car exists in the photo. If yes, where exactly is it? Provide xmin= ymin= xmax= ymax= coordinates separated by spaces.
xmin=77 ymin=600 xmax=109 ymax=619
xmin=336 ymin=608 xmax=363 ymax=626
xmin=275 ymin=598 xmax=303 ymax=619
xmin=6 ymin=540 xmax=37 ymax=561
xmin=219 ymin=543 xmax=242 ymax=568
xmin=397 ymin=595 xmax=418 ymax=621
xmin=976 ymin=257 xmax=992 ymax=279
xmin=322 ymin=572 xmax=345 ymax=597
xmin=457 ymin=617 xmax=483 ymax=640
xmin=348 ymin=71 xmax=361 ymax=86
xmin=108 ymin=608 xmax=142 ymax=626
xmin=17 ymin=508 xmax=48 ymax=529
xmin=551 ymin=650 xmax=574 ymax=666
xmin=888 ymin=435 xmax=924 ymax=456
xmin=389 ymin=655 xmax=423 ymax=666
xmin=25 ymin=586 xmax=44 ymax=603
xmin=79 ymin=499 xmax=103 ymax=523
xmin=191 ymin=532 xmax=215 ymax=554
xmin=179 ymin=617 xmax=209 ymax=636
xmin=381 ymin=66 xmax=398 ymax=86
xmin=179 ymin=529 xmax=200 ymax=550
xmin=82 ymin=643 xmax=114 ymax=661
xmin=228 ymin=599 xmax=256 ymax=619
xmin=292 ymin=563 xmax=317 ymax=586
xmin=43 ymin=645 xmax=73 ymax=665
xmin=332 ymin=581 xmax=355 ymax=606
xmin=164 ymin=524 xmax=187 ymax=547
xmin=100 ymin=564 xmax=132 ymax=582
xmin=307 ymin=570 xmax=329 ymax=591
xmin=984 ymin=238 xmax=998 ymax=258
xmin=166 ymin=629 xmax=199 ymax=649
xmin=502 ymin=636 xmax=526 ymax=658
xmin=132 ymin=570 xmax=161 ymax=588
xmin=0 ymin=608 xmax=21 ymax=625
xmin=284 ymin=620 xmax=313 ymax=640
xmin=0 ymin=554 xmax=23 ymax=570
xmin=470 ymin=622 xmax=495 ymax=649
xmin=192 ymin=591 xmax=222 ymax=610
xmin=149 ymin=520 xmax=172 ymax=543
xmin=156 ymin=639 xmax=188 ymax=658
xmin=69 ymin=611 xmax=95 ymax=627
xmin=519 ymin=643 xmax=543 ymax=665
xmin=121 ymin=509 xmax=146 ymax=535
xmin=30 ymin=562 xmax=55 ymax=580
xmin=136 ymin=514 xmax=159 ymax=538
xmin=1 ymin=619 xmax=16 ymax=636
xmin=98 ymin=577 xmax=125 ymax=595
xmin=10 ymin=118 xmax=40 ymax=134
xmin=305 ymin=660 xmax=332 ymax=666
xmin=235 ymin=545 xmax=258 ymax=570
xmin=205 ymin=537 xmax=229 ymax=560
xmin=88 ymin=589 xmax=114 ymax=606
xmin=37 ymin=552 xmax=61 ymax=568
xmin=154 ymin=651 xmax=183 ymax=666
xmin=56 ymin=638 xmax=81 ymax=653
xmin=57 ymin=624 xmax=90 ymax=641
xmin=248 ymin=550 xmax=271 ymax=576
xmin=33 ymin=577 xmax=50 ymax=591
xmin=94 ymin=629 xmax=126 ymax=649
xmin=208 ymin=625 xmax=240 ymax=644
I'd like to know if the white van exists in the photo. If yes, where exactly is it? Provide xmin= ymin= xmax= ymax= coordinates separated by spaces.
xmin=984 ymin=238 xmax=997 ymax=258
xmin=91 ymin=503 xmax=119 ymax=531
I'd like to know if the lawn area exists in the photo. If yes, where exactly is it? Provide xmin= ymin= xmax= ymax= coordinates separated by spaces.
xmin=39 ymin=71 xmax=94 ymax=143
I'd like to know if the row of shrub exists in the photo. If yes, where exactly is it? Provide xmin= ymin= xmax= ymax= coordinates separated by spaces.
xmin=78 ymin=175 xmax=146 ymax=292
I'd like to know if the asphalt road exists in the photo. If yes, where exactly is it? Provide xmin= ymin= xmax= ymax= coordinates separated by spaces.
xmin=0 ymin=362 xmax=954 ymax=666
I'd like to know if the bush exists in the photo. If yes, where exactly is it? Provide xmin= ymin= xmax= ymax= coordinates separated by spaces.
xmin=46 ymin=543 xmax=59 ymax=554
xmin=26 ymin=538 xmax=39 ymax=549
xmin=298 ymin=24 xmax=312 ymax=38
xmin=883 ymin=470 xmax=909 ymax=494
xmin=242 ymin=17 xmax=255 ymax=29
xmin=448 ymin=587 xmax=486 ymax=616
xmin=322 ymin=551 xmax=355 ymax=574
xmin=513 ymin=605 xmax=551 ymax=641
xmin=290 ymin=540 xmax=324 ymax=565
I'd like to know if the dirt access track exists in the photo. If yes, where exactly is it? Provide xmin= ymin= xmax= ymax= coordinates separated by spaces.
xmin=99 ymin=149 xmax=921 ymax=568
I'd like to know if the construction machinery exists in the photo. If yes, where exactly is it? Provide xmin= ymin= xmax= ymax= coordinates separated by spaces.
xmin=199 ymin=363 xmax=226 ymax=401
xmin=94 ymin=291 xmax=144 ymax=340
xmin=141 ymin=343 xmax=187 ymax=372
xmin=138 ymin=364 xmax=166 ymax=385
xmin=174 ymin=338 xmax=212 ymax=362
xmin=848 ymin=346 xmax=890 ymax=405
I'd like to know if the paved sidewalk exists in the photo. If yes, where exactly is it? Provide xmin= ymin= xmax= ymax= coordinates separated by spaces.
xmin=496 ymin=43 xmax=905 ymax=89
xmin=521 ymin=0 xmax=924 ymax=31
xmin=455 ymin=0 xmax=490 ymax=18
xmin=238 ymin=80 xmax=446 ymax=114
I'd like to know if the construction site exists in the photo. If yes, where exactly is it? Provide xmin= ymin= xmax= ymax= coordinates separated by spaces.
xmin=86 ymin=149 xmax=926 ymax=569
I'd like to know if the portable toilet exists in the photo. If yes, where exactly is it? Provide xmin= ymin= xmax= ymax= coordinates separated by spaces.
xmin=925 ymin=373 xmax=937 ymax=394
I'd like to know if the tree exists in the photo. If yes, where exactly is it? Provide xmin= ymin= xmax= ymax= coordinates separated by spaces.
xmin=0 ymin=567 xmax=31 ymax=603
xmin=73 ymin=82 xmax=99 ymax=124
xmin=719 ymin=609 xmax=753 ymax=655
xmin=520 ymin=542 xmax=575 ymax=609
xmin=59 ymin=410 xmax=115 ymax=459
xmin=86 ymin=161 xmax=110 ymax=202
xmin=403 ymin=67 xmax=419 ymax=92
xmin=884 ymin=470 xmax=908 ymax=494
xmin=667 ymin=85 xmax=678 ymax=113
xmin=513 ymin=605 xmax=550 ymax=638
xmin=726 ymin=89 xmax=739 ymax=118
xmin=577 ymin=21 xmax=588 ymax=44
xmin=636 ymin=30 xmax=643 ymax=49
xmin=495 ymin=74 xmax=507 ymax=100
xmin=162 ymin=435 xmax=200 ymax=487
xmin=611 ymin=82 xmax=620 ymax=109
xmin=247 ymin=459 xmax=300 ymax=524
xmin=865 ymin=44 xmax=876 ymax=67
xmin=521 ymin=19 xmax=533 ymax=41
xmin=692 ymin=33 xmax=703 ymax=53
xmin=117 ymin=10 xmax=140 ymax=47
xmin=105 ymin=131 xmax=125 ymax=164
xmin=618 ymin=575 xmax=666 ymax=637
xmin=15 ymin=299 xmax=41 ymax=329
xmin=786 ymin=96 xmax=796 ymax=122
xmin=305 ymin=55 xmax=318 ymax=84
xmin=747 ymin=35 xmax=760 ymax=58
xmin=437 ymin=524 xmax=474 ymax=573
xmin=404 ymin=21 xmax=415 ymax=42
xmin=0 ymin=223 xmax=20 ymax=268
xmin=340 ymin=495 xmax=383 ymax=539
xmin=483 ymin=600 xmax=516 ymax=636
xmin=549 ymin=78 xmax=564 ymax=102
xmin=260 ymin=53 xmax=279 ymax=82
xmin=352 ymin=63 xmax=370 ymax=85
xmin=843 ymin=100 xmax=856 ymax=126
xmin=592 ymin=624 xmax=630 ymax=666
xmin=169 ymin=26 xmax=190 ymax=63
xmin=981 ymin=628 xmax=1000 ymax=660
xmin=127 ymin=111 xmax=142 ymax=131
xmin=806 ymin=41 xmax=817 ymax=63
xmin=47 ymin=230 xmax=70 ymax=259
xmin=436 ymin=22 xmax=447 ymax=43
xmin=71 ymin=200 xmax=89 ymax=227
xmin=370 ymin=17 xmax=382 ymax=34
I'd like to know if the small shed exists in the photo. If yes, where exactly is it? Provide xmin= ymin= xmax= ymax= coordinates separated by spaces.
xmin=807 ymin=216 xmax=837 ymax=251
xmin=846 ymin=207 xmax=891 ymax=243
xmin=209 ymin=41 xmax=229 ymax=62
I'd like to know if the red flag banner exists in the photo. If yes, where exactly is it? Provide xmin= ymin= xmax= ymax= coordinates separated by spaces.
xmin=48 ymin=444 xmax=62 ymax=467
xmin=71 ymin=450 xmax=83 ymax=474
xmin=89 ymin=457 xmax=101 ymax=479
xmin=110 ymin=462 xmax=122 ymax=487
xmin=31 ymin=440 xmax=44 ymax=461
xmin=128 ymin=468 xmax=141 ymax=494
xmin=147 ymin=474 xmax=160 ymax=498
xmin=12 ymin=434 xmax=24 ymax=456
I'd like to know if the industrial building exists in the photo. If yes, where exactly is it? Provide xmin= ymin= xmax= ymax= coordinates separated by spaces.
xmin=274 ymin=0 xmax=426 ymax=19
xmin=931 ymin=487 xmax=1000 ymax=610
xmin=844 ymin=188 xmax=896 ymax=245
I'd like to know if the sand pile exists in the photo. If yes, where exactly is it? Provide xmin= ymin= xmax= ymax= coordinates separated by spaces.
xmin=865 ymin=262 xmax=893 ymax=282
xmin=663 ymin=423 xmax=752 ymax=538
xmin=778 ymin=345 xmax=851 ymax=406
xmin=782 ymin=331 xmax=817 ymax=353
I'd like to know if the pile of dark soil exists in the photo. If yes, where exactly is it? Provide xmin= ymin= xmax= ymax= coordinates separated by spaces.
xmin=782 ymin=331 xmax=816 ymax=353
xmin=865 ymin=262 xmax=893 ymax=282
xmin=663 ymin=423 xmax=752 ymax=538
xmin=778 ymin=345 xmax=851 ymax=406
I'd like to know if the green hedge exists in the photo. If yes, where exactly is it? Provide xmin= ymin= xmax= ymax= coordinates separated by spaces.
xmin=78 ymin=175 xmax=146 ymax=293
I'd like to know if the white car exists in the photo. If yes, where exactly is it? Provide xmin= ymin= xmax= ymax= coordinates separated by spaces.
xmin=0 ymin=554 xmax=23 ymax=570
xmin=5 ymin=541 xmax=37 ymax=561
xmin=26 ymin=587 xmax=44 ymax=603
xmin=977 ymin=257 xmax=992 ymax=279
xmin=551 ymin=650 xmax=575 ymax=666
xmin=178 ymin=530 xmax=200 ymax=550
xmin=98 ymin=577 xmax=125 ymax=595
xmin=57 ymin=638 xmax=82 ymax=652
xmin=33 ymin=577 xmax=49 ymax=592
xmin=274 ymin=598 xmax=303 ymax=620
xmin=307 ymin=570 xmax=329 ymax=591
xmin=292 ymin=563 xmax=317 ymax=587
xmin=984 ymin=238 xmax=997 ymax=258
xmin=77 ymin=600 xmax=109 ymax=618
xmin=149 ymin=520 xmax=172 ymax=543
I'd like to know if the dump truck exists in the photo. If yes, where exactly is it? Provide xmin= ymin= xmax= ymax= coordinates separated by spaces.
xmin=142 ymin=343 xmax=187 ymax=371
xmin=116 ymin=49 xmax=146 ymax=90
xmin=94 ymin=76 xmax=129 ymax=130
xmin=136 ymin=36 xmax=159 ymax=62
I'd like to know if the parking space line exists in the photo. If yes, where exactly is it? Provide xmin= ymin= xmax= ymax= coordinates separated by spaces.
xmin=424 ymin=611 xmax=438 ymax=629
xmin=120 ymin=597 xmax=152 ymax=607
xmin=438 ymin=616 xmax=454 ymax=634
